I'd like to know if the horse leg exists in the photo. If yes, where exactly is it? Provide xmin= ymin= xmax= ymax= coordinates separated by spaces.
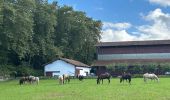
xmin=144 ymin=77 xmax=147 ymax=83
xmin=129 ymin=78 xmax=131 ymax=84
xmin=108 ymin=78 xmax=110 ymax=84
xmin=68 ymin=78 xmax=70 ymax=83
xmin=102 ymin=79 xmax=103 ymax=84
xmin=97 ymin=78 xmax=99 ymax=84
xmin=120 ymin=78 xmax=122 ymax=83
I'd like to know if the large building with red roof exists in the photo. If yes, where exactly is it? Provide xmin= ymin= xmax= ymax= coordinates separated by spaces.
xmin=92 ymin=40 xmax=170 ymax=75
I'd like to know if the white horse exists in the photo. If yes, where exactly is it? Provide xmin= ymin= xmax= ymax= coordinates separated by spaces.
xmin=143 ymin=73 xmax=159 ymax=83
xmin=58 ymin=75 xmax=64 ymax=85
xmin=63 ymin=74 xmax=70 ymax=84
xmin=33 ymin=77 xmax=39 ymax=85
xmin=29 ymin=76 xmax=39 ymax=85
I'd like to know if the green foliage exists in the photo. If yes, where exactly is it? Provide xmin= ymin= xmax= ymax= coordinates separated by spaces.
xmin=106 ymin=62 xmax=170 ymax=75
xmin=16 ymin=65 xmax=35 ymax=76
xmin=0 ymin=1 xmax=101 ymax=73
xmin=55 ymin=6 xmax=102 ymax=64
xmin=0 ymin=64 xmax=15 ymax=76
xmin=0 ymin=0 xmax=3 ymax=32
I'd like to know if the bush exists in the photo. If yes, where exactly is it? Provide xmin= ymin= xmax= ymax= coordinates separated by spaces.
xmin=0 ymin=65 xmax=16 ymax=76
xmin=16 ymin=65 xmax=44 ymax=77
xmin=106 ymin=62 xmax=170 ymax=75
xmin=132 ymin=74 xmax=143 ymax=78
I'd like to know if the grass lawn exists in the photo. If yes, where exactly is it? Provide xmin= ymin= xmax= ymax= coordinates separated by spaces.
xmin=0 ymin=78 xmax=170 ymax=100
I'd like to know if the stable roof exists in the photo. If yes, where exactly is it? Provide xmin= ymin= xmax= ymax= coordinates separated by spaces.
xmin=44 ymin=58 xmax=90 ymax=67
xmin=96 ymin=40 xmax=170 ymax=47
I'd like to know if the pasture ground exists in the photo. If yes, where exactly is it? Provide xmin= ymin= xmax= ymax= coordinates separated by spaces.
xmin=0 ymin=78 xmax=170 ymax=100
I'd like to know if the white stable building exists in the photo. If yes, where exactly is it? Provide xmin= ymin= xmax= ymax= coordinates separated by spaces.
xmin=44 ymin=58 xmax=91 ymax=77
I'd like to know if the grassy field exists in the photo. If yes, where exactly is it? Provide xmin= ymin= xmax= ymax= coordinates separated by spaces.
xmin=0 ymin=78 xmax=170 ymax=100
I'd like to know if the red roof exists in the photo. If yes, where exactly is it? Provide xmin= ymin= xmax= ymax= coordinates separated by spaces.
xmin=96 ymin=40 xmax=170 ymax=47
xmin=44 ymin=58 xmax=90 ymax=67
xmin=59 ymin=58 xmax=90 ymax=67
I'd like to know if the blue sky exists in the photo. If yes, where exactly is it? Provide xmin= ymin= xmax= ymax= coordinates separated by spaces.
xmin=51 ymin=0 xmax=170 ymax=42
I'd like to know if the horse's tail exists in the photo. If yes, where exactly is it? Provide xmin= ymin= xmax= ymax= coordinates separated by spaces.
xmin=36 ymin=77 xmax=39 ymax=85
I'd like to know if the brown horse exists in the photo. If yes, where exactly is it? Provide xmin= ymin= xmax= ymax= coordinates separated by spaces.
xmin=97 ymin=72 xmax=111 ymax=84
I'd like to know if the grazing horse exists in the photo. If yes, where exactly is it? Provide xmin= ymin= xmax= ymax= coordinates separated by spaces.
xmin=120 ymin=73 xmax=131 ymax=84
xmin=143 ymin=73 xmax=159 ymax=83
xmin=19 ymin=76 xmax=39 ymax=85
xmin=97 ymin=72 xmax=111 ymax=84
xmin=58 ymin=75 xmax=64 ymax=85
xmin=28 ymin=76 xmax=39 ymax=85
xmin=19 ymin=77 xmax=27 ymax=85
xmin=32 ymin=77 xmax=39 ymax=85
xmin=63 ymin=74 xmax=70 ymax=84
xmin=78 ymin=75 xmax=84 ymax=81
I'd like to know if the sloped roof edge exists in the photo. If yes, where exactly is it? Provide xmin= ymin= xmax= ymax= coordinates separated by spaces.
xmin=44 ymin=58 xmax=90 ymax=68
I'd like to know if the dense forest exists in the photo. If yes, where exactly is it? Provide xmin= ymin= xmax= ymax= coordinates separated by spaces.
xmin=0 ymin=0 xmax=102 ymax=76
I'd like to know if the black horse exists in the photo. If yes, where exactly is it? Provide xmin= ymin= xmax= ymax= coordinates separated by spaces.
xmin=120 ymin=73 xmax=131 ymax=84
xmin=78 ymin=75 xmax=84 ymax=81
xmin=97 ymin=72 xmax=111 ymax=84
xmin=19 ymin=77 xmax=26 ymax=85
xmin=19 ymin=76 xmax=30 ymax=85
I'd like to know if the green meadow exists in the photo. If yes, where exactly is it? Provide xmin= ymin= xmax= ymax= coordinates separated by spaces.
xmin=0 ymin=78 xmax=170 ymax=100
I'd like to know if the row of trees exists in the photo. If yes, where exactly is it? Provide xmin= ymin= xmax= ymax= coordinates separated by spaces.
xmin=106 ymin=62 xmax=170 ymax=75
xmin=0 ymin=0 xmax=102 ymax=76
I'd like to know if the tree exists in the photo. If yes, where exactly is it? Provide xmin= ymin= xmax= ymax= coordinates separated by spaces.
xmin=1 ymin=0 xmax=35 ymax=66
xmin=55 ymin=6 xmax=102 ymax=64
xmin=0 ymin=1 xmax=102 ymax=73
xmin=31 ymin=0 xmax=62 ymax=69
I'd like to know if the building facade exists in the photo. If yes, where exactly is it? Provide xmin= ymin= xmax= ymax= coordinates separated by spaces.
xmin=93 ymin=40 xmax=170 ymax=75
xmin=44 ymin=58 xmax=91 ymax=77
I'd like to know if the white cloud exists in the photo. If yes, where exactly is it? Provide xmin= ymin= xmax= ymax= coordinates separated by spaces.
xmin=103 ymin=22 xmax=132 ymax=30
xmin=138 ymin=8 xmax=170 ymax=40
xmin=149 ymin=0 xmax=170 ymax=7
xmin=101 ymin=8 xmax=170 ymax=42
xmin=101 ymin=29 xmax=138 ymax=42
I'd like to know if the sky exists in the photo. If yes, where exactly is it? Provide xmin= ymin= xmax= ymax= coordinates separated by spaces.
xmin=52 ymin=0 xmax=170 ymax=42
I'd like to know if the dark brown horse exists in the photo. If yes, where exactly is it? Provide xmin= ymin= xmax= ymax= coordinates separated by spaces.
xmin=120 ymin=73 xmax=131 ymax=84
xmin=97 ymin=72 xmax=111 ymax=84
xmin=19 ymin=77 xmax=26 ymax=85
